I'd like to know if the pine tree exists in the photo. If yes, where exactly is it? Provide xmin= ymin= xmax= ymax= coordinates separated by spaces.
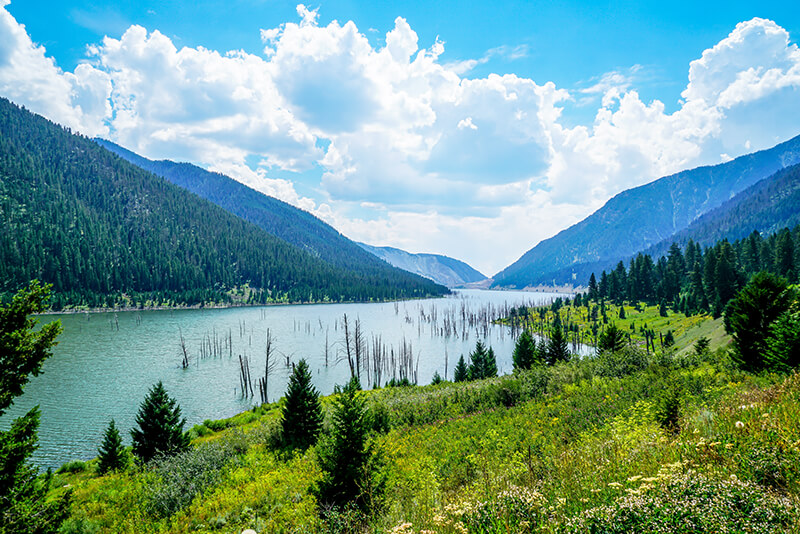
xmin=130 ymin=381 xmax=190 ymax=464
xmin=766 ymin=309 xmax=800 ymax=372
xmin=453 ymin=355 xmax=469 ymax=382
xmin=97 ymin=419 xmax=127 ymax=474
xmin=281 ymin=359 xmax=323 ymax=450
xmin=315 ymin=380 xmax=383 ymax=514
xmin=0 ymin=281 xmax=69 ymax=532
xmin=485 ymin=347 xmax=498 ymax=378
xmin=597 ymin=323 xmax=627 ymax=354
xmin=468 ymin=340 xmax=489 ymax=380
xmin=588 ymin=273 xmax=598 ymax=301
xmin=512 ymin=330 xmax=538 ymax=370
xmin=546 ymin=322 xmax=570 ymax=364
xmin=724 ymin=272 xmax=793 ymax=372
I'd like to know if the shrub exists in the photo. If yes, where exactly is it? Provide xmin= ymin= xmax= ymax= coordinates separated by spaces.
xmin=568 ymin=470 xmax=799 ymax=533
xmin=56 ymin=460 xmax=87 ymax=475
xmin=144 ymin=434 xmax=244 ymax=518
xmin=593 ymin=347 xmax=649 ymax=379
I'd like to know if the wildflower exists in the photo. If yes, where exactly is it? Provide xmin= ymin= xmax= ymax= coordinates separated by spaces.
xmin=724 ymin=443 xmax=734 ymax=450
xmin=735 ymin=421 xmax=745 ymax=429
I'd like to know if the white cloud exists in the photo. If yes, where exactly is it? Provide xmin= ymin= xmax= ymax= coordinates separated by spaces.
xmin=1 ymin=5 xmax=799 ymax=275
xmin=0 ymin=0 xmax=110 ymax=136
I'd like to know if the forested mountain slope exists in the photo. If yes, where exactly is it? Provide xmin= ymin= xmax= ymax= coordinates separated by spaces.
xmin=95 ymin=140 xmax=433 ymax=286
xmin=493 ymin=134 xmax=800 ymax=288
xmin=640 ymin=162 xmax=800 ymax=259
xmin=357 ymin=243 xmax=486 ymax=287
xmin=0 ymin=98 xmax=446 ymax=308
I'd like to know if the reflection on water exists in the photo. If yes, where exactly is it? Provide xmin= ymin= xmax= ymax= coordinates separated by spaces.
xmin=2 ymin=289 xmax=569 ymax=468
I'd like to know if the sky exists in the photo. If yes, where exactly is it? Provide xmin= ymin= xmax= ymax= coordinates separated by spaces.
xmin=1 ymin=1 xmax=800 ymax=276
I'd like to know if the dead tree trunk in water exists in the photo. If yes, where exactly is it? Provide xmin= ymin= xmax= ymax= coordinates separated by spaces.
xmin=257 ymin=329 xmax=278 ymax=404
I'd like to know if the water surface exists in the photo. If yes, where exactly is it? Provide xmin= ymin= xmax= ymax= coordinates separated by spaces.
xmin=2 ymin=289 xmax=567 ymax=468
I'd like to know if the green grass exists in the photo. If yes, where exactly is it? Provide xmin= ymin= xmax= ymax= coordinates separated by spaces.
xmin=52 ymin=329 xmax=800 ymax=534
xmin=503 ymin=300 xmax=730 ymax=355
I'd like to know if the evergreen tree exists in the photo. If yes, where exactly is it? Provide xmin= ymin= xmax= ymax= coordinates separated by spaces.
xmin=315 ymin=380 xmax=383 ymax=514
xmin=546 ymin=323 xmax=570 ymax=364
xmin=724 ymin=272 xmax=793 ymax=372
xmin=281 ymin=359 xmax=323 ymax=450
xmin=468 ymin=340 xmax=489 ymax=380
xmin=512 ymin=330 xmax=538 ymax=371
xmin=0 ymin=281 xmax=69 ymax=532
xmin=485 ymin=347 xmax=498 ymax=378
xmin=97 ymin=419 xmax=127 ymax=474
xmin=774 ymin=228 xmax=796 ymax=282
xmin=588 ymin=273 xmax=598 ymax=301
xmin=131 ymin=381 xmax=190 ymax=464
xmin=659 ymin=299 xmax=668 ymax=317
xmin=596 ymin=324 xmax=627 ymax=355
xmin=663 ymin=330 xmax=675 ymax=348
xmin=766 ymin=308 xmax=800 ymax=372
xmin=430 ymin=371 xmax=443 ymax=385
xmin=453 ymin=355 xmax=469 ymax=382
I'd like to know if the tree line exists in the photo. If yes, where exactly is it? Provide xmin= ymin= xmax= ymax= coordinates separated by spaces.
xmin=586 ymin=225 xmax=800 ymax=317
xmin=0 ymin=98 xmax=446 ymax=309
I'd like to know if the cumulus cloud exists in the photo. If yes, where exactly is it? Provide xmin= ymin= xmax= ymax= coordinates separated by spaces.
xmin=0 ymin=0 xmax=110 ymax=136
xmin=0 ymin=4 xmax=799 ymax=275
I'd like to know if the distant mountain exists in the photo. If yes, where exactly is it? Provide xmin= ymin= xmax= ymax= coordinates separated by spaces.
xmin=357 ymin=243 xmax=486 ymax=287
xmin=0 ymin=98 xmax=447 ymax=307
xmin=95 ymin=139 xmax=435 ymax=283
xmin=640 ymin=162 xmax=800 ymax=260
xmin=493 ymin=134 xmax=800 ymax=288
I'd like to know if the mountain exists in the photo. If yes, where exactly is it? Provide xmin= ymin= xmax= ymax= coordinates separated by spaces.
xmin=95 ymin=139 xmax=432 ymax=280
xmin=357 ymin=243 xmax=486 ymax=287
xmin=640 ymin=162 xmax=800 ymax=260
xmin=493 ymin=134 xmax=800 ymax=288
xmin=0 ymin=98 xmax=447 ymax=307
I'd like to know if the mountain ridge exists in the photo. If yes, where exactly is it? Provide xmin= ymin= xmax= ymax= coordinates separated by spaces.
xmin=492 ymin=133 xmax=800 ymax=288
xmin=357 ymin=243 xmax=487 ymax=288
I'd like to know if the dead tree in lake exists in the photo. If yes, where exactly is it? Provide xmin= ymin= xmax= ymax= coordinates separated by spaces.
xmin=257 ymin=329 xmax=279 ymax=404
xmin=341 ymin=313 xmax=355 ymax=378
xmin=238 ymin=353 xmax=254 ymax=398
xmin=179 ymin=327 xmax=190 ymax=369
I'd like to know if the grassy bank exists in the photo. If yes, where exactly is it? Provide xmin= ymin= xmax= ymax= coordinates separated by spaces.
xmin=501 ymin=300 xmax=730 ymax=356
xmin=50 ymin=321 xmax=799 ymax=533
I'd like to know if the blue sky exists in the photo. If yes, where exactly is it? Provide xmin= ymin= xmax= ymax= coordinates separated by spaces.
xmin=2 ymin=1 xmax=800 ymax=275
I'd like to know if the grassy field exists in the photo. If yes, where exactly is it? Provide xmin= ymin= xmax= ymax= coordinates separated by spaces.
xmin=50 ymin=312 xmax=800 ymax=534
xmin=502 ymin=300 xmax=730 ymax=356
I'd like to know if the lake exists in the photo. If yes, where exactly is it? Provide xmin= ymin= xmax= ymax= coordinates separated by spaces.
xmin=2 ymin=289 xmax=568 ymax=468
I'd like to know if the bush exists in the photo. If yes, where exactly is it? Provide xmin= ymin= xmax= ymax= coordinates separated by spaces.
xmin=593 ymin=347 xmax=649 ymax=379
xmin=144 ymin=434 xmax=245 ymax=518
xmin=56 ymin=460 xmax=87 ymax=475
xmin=568 ymin=470 xmax=799 ymax=533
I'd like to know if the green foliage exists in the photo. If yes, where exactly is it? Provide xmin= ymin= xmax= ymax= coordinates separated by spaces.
xmin=430 ymin=371 xmax=443 ymax=385
xmin=512 ymin=330 xmax=538 ymax=371
xmin=569 ymin=470 xmax=798 ymax=533
xmin=693 ymin=336 xmax=711 ymax=358
xmin=766 ymin=292 xmax=800 ymax=372
xmin=130 ymin=382 xmax=190 ymax=464
xmin=724 ymin=272 xmax=793 ymax=372
xmin=0 ymin=281 xmax=69 ymax=533
xmin=144 ymin=436 xmax=244 ymax=518
xmin=316 ymin=381 xmax=384 ymax=515
xmin=97 ymin=420 xmax=127 ymax=475
xmin=280 ymin=359 xmax=323 ymax=451
xmin=663 ymin=329 xmax=675 ymax=348
xmin=546 ymin=322 xmax=570 ymax=364
xmin=596 ymin=323 xmax=627 ymax=355
xmin=467 ymin=340 xmax=497 ymax=380
xmin=453 ymin=355 xmax=469 ymax=383
xmin=57 ymin=461 xmax=87 ymax=475
xmin=593 ymin=347 xmax=649 ymax=379
xmin=654 ymin=383 xmax=682 ymax=432
xmin=0 ymin=98 xmax=446 ymax=308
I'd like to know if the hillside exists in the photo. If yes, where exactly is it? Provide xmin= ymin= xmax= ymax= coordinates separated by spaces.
xmin=95 ymin=140 xmax=435 ymax=289
xmin=0 ymin=98 xmax=447 ymax=307
xmin=50 ymin=322 xmax=800 ymax=533
xmin=357 ymin=243 xmax=487 ymax=287
xmin=493 ymin=134 xmax=800 ymax=288
xmin=639 ymin=162 xmax=800 ymax=260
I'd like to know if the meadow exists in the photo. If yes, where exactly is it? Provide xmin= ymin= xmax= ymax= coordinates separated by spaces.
xmin=51 ymin=306 xmax=800 ymax=533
